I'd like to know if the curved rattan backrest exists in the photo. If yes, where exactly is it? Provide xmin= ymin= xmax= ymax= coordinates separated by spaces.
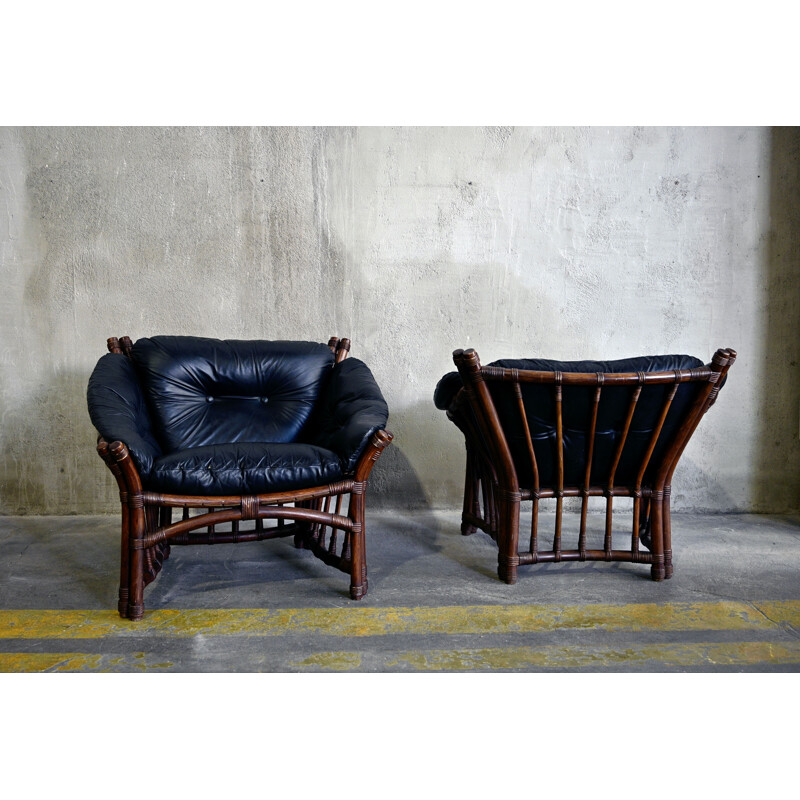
xmin=452 ymin=348 xmax=736 ymax=496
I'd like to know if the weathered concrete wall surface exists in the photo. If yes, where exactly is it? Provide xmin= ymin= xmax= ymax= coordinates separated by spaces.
xmin=1 ymin=126 xmax=797 ymax=514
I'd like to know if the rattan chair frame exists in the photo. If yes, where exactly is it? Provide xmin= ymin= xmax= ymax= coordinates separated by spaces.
xmin=97 ymin=335 xmax=393 ymax=620
xmin=448 ymin=347 xmax=736 ymax=584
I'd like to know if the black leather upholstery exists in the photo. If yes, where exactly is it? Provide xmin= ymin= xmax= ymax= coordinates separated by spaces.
xmin=87 ymin=336 xmax=389 ymax=494
xmin=131 ymin=337 xmax=335 ymax=452
xmin=435 ymin=354 xmax=705 ymax=489
xmin=433 ymin=370 xmax=464 ymax=411
xmin=147 ymin=442 xmax=344 ymax=495
xmin=311 ymin=358 xmax=390 ymax=472
xmin=87 ymin=353 xmax=163 ymax=475
xmin=435 ymin=354 xmax=703 ymax=410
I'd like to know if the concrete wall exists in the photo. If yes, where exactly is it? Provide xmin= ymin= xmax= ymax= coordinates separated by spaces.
xmin=1 ymin=126 xmax=798 ymax=515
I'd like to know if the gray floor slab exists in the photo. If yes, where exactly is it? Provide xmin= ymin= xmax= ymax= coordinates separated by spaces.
xmin=1 ymin=511 xmax=799 ymax=671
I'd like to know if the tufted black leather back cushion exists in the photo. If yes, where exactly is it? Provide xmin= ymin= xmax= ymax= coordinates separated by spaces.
xmin=489 ymin=355 xmax=705 ymax=488
xmin=131 ymin=336 xmax=334 ymax=453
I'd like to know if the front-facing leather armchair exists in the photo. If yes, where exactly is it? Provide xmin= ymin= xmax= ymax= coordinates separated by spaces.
xmin=88 ymin=335 xmax=392 ymax=620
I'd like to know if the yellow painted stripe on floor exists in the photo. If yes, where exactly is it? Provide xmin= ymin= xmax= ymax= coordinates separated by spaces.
xmin=0 ymin=653 xmax=103 ymax=672
xmin=379 ymin=641 xmax=800 ymax=671
xmin=289 ymin=651 xmax=363 ymax=671
xmin=5 ymin=641 xmax=798 ymax=672
xmin=0 ymin=600 xmax=799 ymax=638
xmin=0 ymin=652 xmax=175 ymax=673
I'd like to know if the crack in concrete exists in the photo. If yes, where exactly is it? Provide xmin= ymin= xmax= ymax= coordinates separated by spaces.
xmin=748 ymin=601 xmax=800 ymax=641
xmin=684 ymin=586 xmax=743 ymax=604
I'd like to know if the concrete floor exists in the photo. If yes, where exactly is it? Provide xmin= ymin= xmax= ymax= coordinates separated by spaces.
xmin=1 ymin=510 xmax=799 ymax=672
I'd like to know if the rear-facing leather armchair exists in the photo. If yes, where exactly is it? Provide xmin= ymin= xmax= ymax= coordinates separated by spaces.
xmin=88 ymin=335 xmax=392 ymax=620
xmin=435 ymin=347 xmax=735 ymax=584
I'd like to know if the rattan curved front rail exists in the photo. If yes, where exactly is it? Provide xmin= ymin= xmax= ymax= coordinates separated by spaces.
xmin=447 ymin=347 xmax=736 ymax=585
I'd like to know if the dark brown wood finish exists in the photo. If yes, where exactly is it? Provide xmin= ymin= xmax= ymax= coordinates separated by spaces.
xmin=96 ymin=336 xmax=392 ymax=620
xmin=448 ymin=347 xmax=736 ymax=585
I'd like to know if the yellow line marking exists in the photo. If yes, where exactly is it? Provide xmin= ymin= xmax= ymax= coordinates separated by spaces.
xmin=382 ymin=641 xmax=800 ymax=670
xmin=290 ymin=651 xmax=363 ymax=670
xmin=0 ymin=653 xmax=103 ymax=672
xmin=0 ymin=600 xmax=798 ymax=638
xmin=3 ymin=641 xmax=798 ymax=672
xmin=0 ymin=652 xmax=176 ymax=673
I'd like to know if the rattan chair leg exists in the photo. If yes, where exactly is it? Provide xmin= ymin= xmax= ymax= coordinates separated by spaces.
xmin=497 ymin=493 xmax=521 ymax=584
xmin=128 ymin=506 xmax=146 ymax=620
xmin=638 ymin=497 xmax=652 ymax=551
xmin=118 ymin=504 xmax=130 ymax=618
xmin=347 ymin=428 xmax=393 ymax=600
xmin=349 ymin=489 xmax=367 ymax=600
xmin=487 ymin=480 xmax=499 ymax=540
xmin=662 ymin=486 xmax=674 ymax=579
xmin=461 ymin=448 xmax=479 ymax=535
xmin=649 ymin=490 xmax=665 ymax=581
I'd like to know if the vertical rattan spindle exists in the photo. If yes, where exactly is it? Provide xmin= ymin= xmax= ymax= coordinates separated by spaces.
xmin=604 ymin=381 xmax=643 ymax=557
xmin=579 ymin=381 xmax=602 ymax=558
xmin=553 ymin=375 xmax=564 ymax=560
xmin=328 ymin=493 xmax=344 ymax=554
xmin=632 ymin=381 xmax=679 ymax=554
xmin=513 ymin=381 xmax=540 ymax=556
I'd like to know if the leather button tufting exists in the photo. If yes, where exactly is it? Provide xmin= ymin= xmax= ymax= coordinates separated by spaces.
xmin=129 ymin=337 xmax=340 ymax=452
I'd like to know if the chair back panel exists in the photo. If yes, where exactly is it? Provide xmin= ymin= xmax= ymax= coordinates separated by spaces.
xmin=445 ymin=346 xmax=735 ymax=581
xmin=481 ymin=354 xmax=706 ymax=492
xmin=131 ymin=336 xmax=334 ymax=452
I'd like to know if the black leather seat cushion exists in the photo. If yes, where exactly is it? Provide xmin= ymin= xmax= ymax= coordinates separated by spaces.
xmin=436 ymin=354 xmax=705 ymax=489
xmin=146 ymin=442 xmax=344 ymax=495
xmin=131 ymin=336 xmax=335 ymax=452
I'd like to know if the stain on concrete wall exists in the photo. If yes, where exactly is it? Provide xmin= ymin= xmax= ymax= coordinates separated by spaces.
xmin=0 ymin=126 xmax=797 ymax=514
